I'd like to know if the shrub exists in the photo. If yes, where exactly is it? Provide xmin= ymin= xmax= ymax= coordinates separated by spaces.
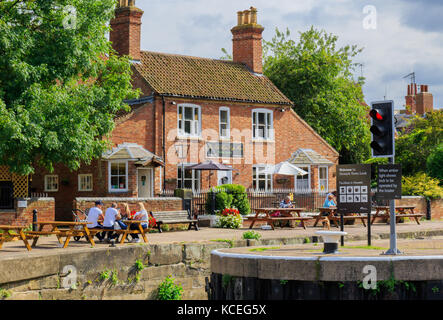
xmin=207 ymin=184 xmax=250 ymax=216
xmin=216 ymin=208 xmax=243 ymax=229
xmin=426 ymin=143 xmax=443 ymax=183
xmin=242 ymin=231 xmax=262 ymax=240
xmin=402 ymin=173 xmax=443 ymax=200
xmin=157 ymin=275 xmax=183 ymax=300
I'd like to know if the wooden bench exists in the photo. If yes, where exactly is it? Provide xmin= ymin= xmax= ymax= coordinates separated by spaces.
xmin=269 ymin=216 xmax=313 ymax=230
xmin=151 ymin=210 xmax=199 ymax=233
xmin=328 ymin=215 xmax=367 ymax=227
xmin=89 ymin=220 xmax=149 ymax=244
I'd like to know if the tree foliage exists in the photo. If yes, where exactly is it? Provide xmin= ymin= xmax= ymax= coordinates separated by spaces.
xmin=395 ymin=110 xmax=442 ymax=177
xmin=263 ymin=27 xmax=371 ymax=164
xmin=426 ymin=143 xmax=443 ymax=183
xmin=0 ymin=0 xmax=139 ymax=175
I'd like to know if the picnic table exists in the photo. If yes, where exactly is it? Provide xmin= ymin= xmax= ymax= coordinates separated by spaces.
xmin=313 ymin=207 xmax=367 ymax=228
xmin=371 ymin=206 xmax=425 ymax=225
xmin=26 ymin=221 xmax=96 ymax=248
xmin=249 ymin=207 xmax=313 ymax=230
xmin=0 ymin=225 xmax=32 ymax=251
xmin=118 ymin=220 xmax=149 ymax=244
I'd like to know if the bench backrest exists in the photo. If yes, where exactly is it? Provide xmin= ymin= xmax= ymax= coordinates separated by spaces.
xmin=151 ymin=210 xmax=191 ymax=221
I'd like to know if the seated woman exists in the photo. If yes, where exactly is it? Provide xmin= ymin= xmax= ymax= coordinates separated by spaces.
xmin=130 ymin=202 xmax=150 ymax=243
xmin=279 ymin=196 xmax=294 ymax=209
xmin=323 ymin=194 xmax=337 ymax=209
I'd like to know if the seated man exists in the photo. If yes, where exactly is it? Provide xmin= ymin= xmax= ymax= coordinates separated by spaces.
xmin=86 ymin=200 xmax=105 ymax=241
xmin=102 ymin=202 xmax=122 ymax=241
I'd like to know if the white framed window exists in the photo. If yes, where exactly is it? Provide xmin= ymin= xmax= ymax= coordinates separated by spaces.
xmin=319 ymin=166 xmax=329 ymax=192
xmin=78 ymin=174 xmax=93 ymax=192
xmin=108 ymin=161 xmax=128 ymax=192
xmin=252 ymin=165 xmax=273 ymax=191
xmin=219 ymin=107 xmax=230 ymax=138
xmin=178 ymin=104 xmax=201 ymax=137
xmin=252 ymin=109 xmax=274 ymax=140
xmin=295 ymin=166 xmax=311 ymax=191
xmin=177 ymin=165 xmax=201 ymax=191
xmin=44 ymin=175 xmax=59 ymax=192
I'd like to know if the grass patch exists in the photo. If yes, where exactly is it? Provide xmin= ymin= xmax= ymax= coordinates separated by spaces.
xmin=211 ymin=239 xmax=234 ymax=248
xmin=249 ymin=246 xmax=280 ymax=252
xmin=342 ymin=245 xmax=388 ymax=250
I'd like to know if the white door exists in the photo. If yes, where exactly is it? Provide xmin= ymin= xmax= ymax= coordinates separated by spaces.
xmin=138 ymin=169 xmax=153 ymax=197
xmin=217 ymin=171 xmax=232 ymax=186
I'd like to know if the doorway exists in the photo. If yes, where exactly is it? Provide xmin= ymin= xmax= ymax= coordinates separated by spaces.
xmin=137 ymin=168 xmax=153 ymax=198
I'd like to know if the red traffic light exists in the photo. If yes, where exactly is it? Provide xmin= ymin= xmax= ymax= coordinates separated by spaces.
xmin=370 ymin=109 xmax=384 ymax=121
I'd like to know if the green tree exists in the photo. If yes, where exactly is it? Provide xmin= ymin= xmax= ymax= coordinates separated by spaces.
xmin=395 ymin=110 xmax=442 ymax=177
xmin=426 ymin=143 xmax=443 ymax=183
xmin=0 ymin=0 xmax=139 ymax=175
xmin=263 ymin=27 xmax=371 ymax=164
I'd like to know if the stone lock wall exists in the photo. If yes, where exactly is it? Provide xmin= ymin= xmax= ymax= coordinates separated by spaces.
xmin=0 ymin=242 xmax=233 ymax=300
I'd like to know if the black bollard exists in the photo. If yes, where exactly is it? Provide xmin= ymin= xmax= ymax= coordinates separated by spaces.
xmin=32 ymin=209 xmax=38 ymax=231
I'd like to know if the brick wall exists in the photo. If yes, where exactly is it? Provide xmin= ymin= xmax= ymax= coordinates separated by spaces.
xmin=0 ymin=198 xmax=55 ymax=226
xmin=395 ymin=196 xmax=443 ymax=220
xmin=73 ymin=197 xmax=182 ymax=214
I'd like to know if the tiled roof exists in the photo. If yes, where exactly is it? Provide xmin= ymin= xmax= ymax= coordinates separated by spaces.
xmin=133 ymin=51 xmax=293 ymax=106
xmin=103 ymin=143 xmax=163 ymax=166
xmin=288 ymin=149 xmax=334 ymax=166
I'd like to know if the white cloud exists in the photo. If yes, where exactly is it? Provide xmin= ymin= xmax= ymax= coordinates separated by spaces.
xmin=134 ymin=0 xmax=442 ymax=109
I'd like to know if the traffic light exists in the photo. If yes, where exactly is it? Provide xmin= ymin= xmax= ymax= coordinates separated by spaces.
xmin=370 ymin=101 xmax=394 ymax=158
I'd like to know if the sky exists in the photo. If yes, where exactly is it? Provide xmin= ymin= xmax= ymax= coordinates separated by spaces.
xmin=134 ymin=0 xmax=443 ymax=110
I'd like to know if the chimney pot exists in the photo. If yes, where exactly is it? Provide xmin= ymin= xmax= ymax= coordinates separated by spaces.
xmin=237 ymin=11 xmax=243 ymax=25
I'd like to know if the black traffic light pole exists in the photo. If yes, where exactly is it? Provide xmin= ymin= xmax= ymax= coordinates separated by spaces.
xmin=370 ymin=101 xmax=401 ymax=255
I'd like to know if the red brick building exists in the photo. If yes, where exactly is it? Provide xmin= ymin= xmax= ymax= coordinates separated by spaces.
xmin=30 ymin=2 xmax=339 ymax=220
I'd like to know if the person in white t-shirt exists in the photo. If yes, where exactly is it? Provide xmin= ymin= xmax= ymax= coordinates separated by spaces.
xmin=86 ymin=201 xmax=105 ymax=241
xmin=130 ymin=202 xmax=150 ymax=243
xmin=102 ymin=202 xmax=122 ymax=241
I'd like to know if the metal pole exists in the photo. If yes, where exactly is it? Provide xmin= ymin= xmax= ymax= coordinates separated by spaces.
xmin=340 ymin=213 xmax=344 ymax=246
xmin=383 ymin=157 xmax=402 ymax=255
xmin=368 ymin=209 xmax=371 ymax=247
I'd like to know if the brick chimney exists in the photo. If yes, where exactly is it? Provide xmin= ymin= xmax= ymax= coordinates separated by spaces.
xmin=416 ymin=85 xmax=434 ymax=115
xmin=231 ymin=7 xmax=264 ymax=74
xmin=405 ymin=83 xmax=433 ymax=115
xmin=405 ymin=83 xmax=417 ymax=114
xmin=110 ymin=0 xmax=143 ymax=61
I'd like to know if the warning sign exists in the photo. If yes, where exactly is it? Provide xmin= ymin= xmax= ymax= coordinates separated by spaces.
xmin=377 ymin=164 xmax=402 ymax=200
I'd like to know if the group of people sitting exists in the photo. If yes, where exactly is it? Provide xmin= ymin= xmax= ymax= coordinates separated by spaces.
xmin=86 ymin=201 xmax=150 ymax=243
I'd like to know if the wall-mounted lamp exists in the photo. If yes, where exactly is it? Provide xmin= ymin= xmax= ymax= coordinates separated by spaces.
xmin=280 ymin=108 xmax=286 ymax=112
xmin=171 ymin=101 xmax=177 ymax=105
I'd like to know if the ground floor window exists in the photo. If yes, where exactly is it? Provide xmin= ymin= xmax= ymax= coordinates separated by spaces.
xmin=44 ymin=175 xmax=59 ymax=192
xmin=78 ymin=174 xmax=93 ymax=192
xmin=319 ymin=166 xmax=328 ymax=192
xmin=295 ymin=166 xmax=310 ymax=191
xmin=177 ymin=165 xmax=200 ymax=191
xmin=109 ymin=161 xmax=128 ymax=192
xmin=252 ymin=165 xmax=272 ymax=191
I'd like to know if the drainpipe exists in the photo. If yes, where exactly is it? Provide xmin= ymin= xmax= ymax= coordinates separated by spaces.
xmin=161 ymin=95 xmax=166 ymax=192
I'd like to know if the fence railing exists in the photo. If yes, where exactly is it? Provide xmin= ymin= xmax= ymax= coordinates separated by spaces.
xmin=159 ymin=189 xmax=330 ymax=215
